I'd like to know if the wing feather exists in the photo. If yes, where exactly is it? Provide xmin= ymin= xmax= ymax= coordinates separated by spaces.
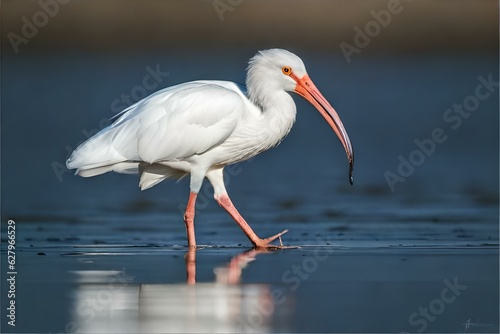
xmin=67 ymin=81 xmax=245 ymax=173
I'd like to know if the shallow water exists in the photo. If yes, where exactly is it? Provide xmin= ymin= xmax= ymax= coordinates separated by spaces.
xmin=1 ymin=203 xmax=498 ymax=333
xmin=1 ymin=51 xmax=498 ymax=333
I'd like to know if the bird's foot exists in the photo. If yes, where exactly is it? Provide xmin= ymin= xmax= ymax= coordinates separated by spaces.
xmin=253 ymin=229 xmax=297 ymax=250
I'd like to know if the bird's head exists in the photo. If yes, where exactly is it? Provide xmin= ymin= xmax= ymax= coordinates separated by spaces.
xmin=247 ymin=48 xmax=354 ymax=185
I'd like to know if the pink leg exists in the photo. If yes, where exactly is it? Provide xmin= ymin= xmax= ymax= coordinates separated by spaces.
xmin=215 ymin=194 xmax=288 ymax=248
xmin=184 ymin=192 xmax=197 ymax=247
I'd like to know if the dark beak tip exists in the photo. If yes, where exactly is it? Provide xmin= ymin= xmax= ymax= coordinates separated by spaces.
xmin=348 ymin=160 xmax=354 ymax=186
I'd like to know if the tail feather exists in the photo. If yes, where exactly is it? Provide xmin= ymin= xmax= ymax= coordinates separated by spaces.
xmin=76 ymin=162 xmax=139 ymax=177
xmin=66 ymin=122 xmax=140 ymax=171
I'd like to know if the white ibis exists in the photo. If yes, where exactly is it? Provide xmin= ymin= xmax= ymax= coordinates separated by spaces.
xmin=66 ymin=49 xmax=354 ymax=248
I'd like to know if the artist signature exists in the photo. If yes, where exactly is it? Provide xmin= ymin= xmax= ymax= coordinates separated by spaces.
xmin=461 ymin=319 xmax=495 ymax=333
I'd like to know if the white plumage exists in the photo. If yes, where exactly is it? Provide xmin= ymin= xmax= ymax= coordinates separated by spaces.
xmin=68 ymin=81 xmax=250 ymax=188
xmin=67 ymin=49 xmax=354 ymax=248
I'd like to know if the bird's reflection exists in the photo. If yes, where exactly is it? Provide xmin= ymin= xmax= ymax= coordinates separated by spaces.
xmin=185 ymin=247 xmax=266 ymax=284
xmin=139 ymin=248 xmax=272 ymax=333
xmin=68 ymin=248 xmax=289 ymax=334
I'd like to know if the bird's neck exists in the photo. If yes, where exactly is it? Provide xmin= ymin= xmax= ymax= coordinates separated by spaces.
xmin=247 ymin=83 xmax=297 ymax=150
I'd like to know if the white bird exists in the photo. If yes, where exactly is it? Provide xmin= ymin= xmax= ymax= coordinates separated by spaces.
xmin=67 ymin=49 xmax=354 ymax=248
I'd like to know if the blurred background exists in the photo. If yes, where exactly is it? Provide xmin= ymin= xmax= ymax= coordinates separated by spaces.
xmin=2 ymin=0 xmax=498 ymax=225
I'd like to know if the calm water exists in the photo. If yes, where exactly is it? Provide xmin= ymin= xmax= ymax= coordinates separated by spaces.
xmin=1 ymin=51 xmax=498 ymax=333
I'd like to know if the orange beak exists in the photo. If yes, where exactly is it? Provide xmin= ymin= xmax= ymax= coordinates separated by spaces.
xmin=292 ymin=73 xmax=354 ymax=185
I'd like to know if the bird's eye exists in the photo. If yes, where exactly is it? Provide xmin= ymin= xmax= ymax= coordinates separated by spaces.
xmin=282 ymin=66 xmax=292 ymax=75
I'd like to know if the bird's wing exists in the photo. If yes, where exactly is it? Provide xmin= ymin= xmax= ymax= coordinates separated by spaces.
xmin=67 ymin=81 xmax=246 ymax=171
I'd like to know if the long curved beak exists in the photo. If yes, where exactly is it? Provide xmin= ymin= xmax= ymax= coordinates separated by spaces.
xmin=293 ymin=74 xmax=354 ymax=185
